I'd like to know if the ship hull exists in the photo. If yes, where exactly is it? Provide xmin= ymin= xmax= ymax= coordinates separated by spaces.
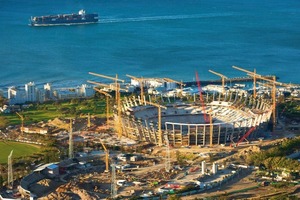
xmin=30 ymin=12 xmax=99 ymax=26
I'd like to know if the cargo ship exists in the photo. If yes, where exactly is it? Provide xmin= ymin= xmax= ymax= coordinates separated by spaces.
xmin=29 ymin=10 xmax=99 ymax=26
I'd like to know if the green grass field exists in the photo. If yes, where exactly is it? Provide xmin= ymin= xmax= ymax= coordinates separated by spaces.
xmin=2 ymin=99 xmax=107 ymax=126
xmin=0 ymin=141 xmax=41 ymax=164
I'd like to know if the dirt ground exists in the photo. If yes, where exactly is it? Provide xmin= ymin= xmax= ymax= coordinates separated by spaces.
xmin=181 ymin=169 xmax=300 ymax=200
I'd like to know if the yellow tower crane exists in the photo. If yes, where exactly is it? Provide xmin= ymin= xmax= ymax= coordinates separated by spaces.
xmin=88 ymin=73 xmax=125 ymax=138
xmin=208 ymin=70 xmax=228 ymax=94
xmin=126 ymin=74 xmax=146 ymax=103
xmin=16 ymin=112 xmax=24 ymax=134
xmin=163 ymin=77 xmax=186 ymax=95
xmin=100 ymin=140 xmax=109 ymax=172
xmin=144 ymin=100 xmax=167 ymax=146
xmin=79 ymin=113 xmax=91 ymax=128
xmin=232 ymin=66 xmax=284 ymax=131
xmin=94 ymin=87 xmax=112 ymax=126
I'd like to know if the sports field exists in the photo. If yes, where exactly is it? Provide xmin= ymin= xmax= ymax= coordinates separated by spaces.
xmin=0 ymin=141 xmax=40 ymax=163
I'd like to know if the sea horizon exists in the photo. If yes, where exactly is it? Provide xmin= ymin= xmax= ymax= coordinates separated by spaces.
xmin=1 ymin=0 xmax=299 ymax=90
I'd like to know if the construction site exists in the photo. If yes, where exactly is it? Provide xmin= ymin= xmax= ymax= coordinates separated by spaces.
xmin=10 ymin=66 xmax=300 ymax=199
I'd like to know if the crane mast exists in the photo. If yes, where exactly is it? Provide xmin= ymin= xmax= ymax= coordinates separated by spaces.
xmin=88 ymin=73 xmax=125 ymax=138
xmin=16 ymin=112 xmax=24 ymax=134
xmin=94 ymin=87 xmax=112 ymax=126
xmin=232 ymin=66 xmax=281 ymax=131
xmin=145 ymin=101 xmax=167 ymax=146
xmin=208 ymin=69 xmax=228 ymax=94
xmin=126 ymin=74 xmax=145 ymax=103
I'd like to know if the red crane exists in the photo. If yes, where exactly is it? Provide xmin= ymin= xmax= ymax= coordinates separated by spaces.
xmin=195 ymin=71 xmax=209 ymax=123
xmin=231 ymin=126 xmax=256 ymax=147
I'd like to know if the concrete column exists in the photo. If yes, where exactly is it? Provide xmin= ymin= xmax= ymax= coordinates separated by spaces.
xmin=202 ymin=161 xmax=206 ymax=175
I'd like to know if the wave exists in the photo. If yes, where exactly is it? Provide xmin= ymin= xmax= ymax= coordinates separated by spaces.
xmin=99 ymin=13 xmax=234 ymax=24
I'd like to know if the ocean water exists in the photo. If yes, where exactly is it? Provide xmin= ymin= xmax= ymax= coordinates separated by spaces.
xmin=0 ymin=0 xmax=300 ymax=89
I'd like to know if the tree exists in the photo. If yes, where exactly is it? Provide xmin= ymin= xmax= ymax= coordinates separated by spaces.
xmin=0 ymin=175 xmax=3 ymax=189
xmin=0 ymin=116 xmax=9 ymax=129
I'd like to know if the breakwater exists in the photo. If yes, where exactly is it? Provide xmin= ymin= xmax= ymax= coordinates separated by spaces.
xmin=184 ymin=75 xmax=279 ymax=87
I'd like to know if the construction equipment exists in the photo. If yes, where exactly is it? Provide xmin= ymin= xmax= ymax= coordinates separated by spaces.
xmin=231 ymin=126 xmax=256 ymax=147
xmin=88 ymin=73 xmax=124 ymax=138
xmin=196 ymin=72 xmax=215 ymax=146
xmin=163 ymin=77 xmax=186 ymax=91
xmin=79 ymin=113 xmax=92 ymax=128
xmin=195 ymin=71 xmax=209 ymax=123
xmin=145 ymin=100 xmax=167 ymax=146
xmin=94 ymin=88 xmax=112 ymax=126
xmin=232 ymin=66 xmax=281 ymax=131
xmin=126 ymin=74 xmax=146 ymax=103
xmin=100 ymin=140 xmax=109 ymax=172
xmin=16 ymin=112 xmax=24 ymax=134
xmin=208 ymin=70 xmax=228 ymax=94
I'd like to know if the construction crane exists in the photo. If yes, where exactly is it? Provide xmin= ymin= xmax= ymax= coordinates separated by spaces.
xmin=94 ymin=87 xmax=112 ymax=126
xmin=208 ymin=70 xmax=228 ymax=94
xmin=88 ymin=73 xmax=125 ymax=138
xmin=145 ymin=100 xmax=167 ymax=146
xmin=79 ymin=113 xmax=91 ymax=128
xmin=232 ymin=66 xmax=281 ymax=131
xmin=87 ymin=80 xmax=128 ymax=92
xmin=163 ymin=77 xmax=186 ymax=91
xmin=195 ymin=71 xmax=209 ymax=123
xmin=231 ymin=126 xmax=256 ymax=147
xmin=16 ymin=112 xmax=24 ymax=134
xmin=126 ymin=74 xmax=146 ymax=103
xmin=196 ymin=72 xmax=215 ymax=146
xmin=100 ymin=140 xmax=109 ymax=172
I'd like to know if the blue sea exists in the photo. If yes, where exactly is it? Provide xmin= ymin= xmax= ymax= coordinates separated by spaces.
xmin=1 ymin=0 xmax=300 ymax=90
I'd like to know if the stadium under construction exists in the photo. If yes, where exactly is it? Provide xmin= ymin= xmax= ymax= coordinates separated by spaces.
xmin=119 ymin=92 xmax=272 ymax=147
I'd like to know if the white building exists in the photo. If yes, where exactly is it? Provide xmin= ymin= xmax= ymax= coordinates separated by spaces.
xmin=212 ymin=162 xmax=218 ymax=174
xmin=77 ymin=84 xmax=94 ymax=97
xmin=44 ymin=83 xmax=53 ymax=100
xmin=25 ymin=82 xmax=37 ymax=102
xmin=7 ymin=82 xmax=94 ymax=104
xmin=8 ymin=87 xmax=26 ymax=104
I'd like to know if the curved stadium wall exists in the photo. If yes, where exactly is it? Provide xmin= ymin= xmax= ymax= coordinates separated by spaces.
xmin=118 ymin=92 xmax=273 ymax=146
